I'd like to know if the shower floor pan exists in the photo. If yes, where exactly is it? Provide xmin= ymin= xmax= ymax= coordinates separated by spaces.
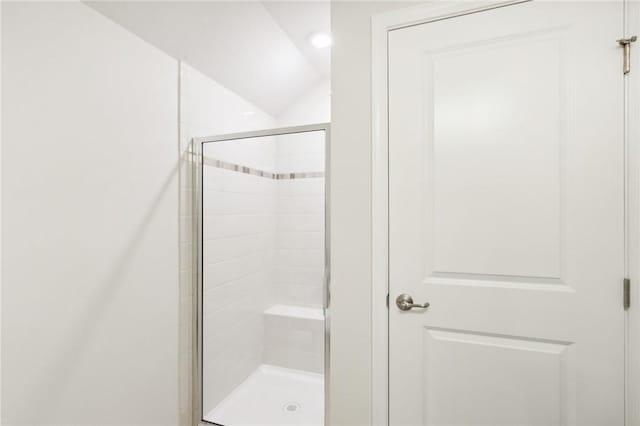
xmin=204 ymin=364 xmax=324 ymax=426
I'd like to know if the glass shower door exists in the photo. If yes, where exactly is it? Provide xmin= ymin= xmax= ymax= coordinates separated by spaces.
xmin=194 ymin=124 xmax=329 ymax=426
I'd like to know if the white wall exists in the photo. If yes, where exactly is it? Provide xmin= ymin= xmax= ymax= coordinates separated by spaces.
xmin=277 ymin=79 xmax=331 ymax=127
xmin=330 ymin=3 xmax=418 ymax=425
xmin=2 ymin=2 xmax=179 ymax=425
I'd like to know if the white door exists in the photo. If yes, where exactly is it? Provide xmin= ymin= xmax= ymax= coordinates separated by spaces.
xmin=388 ymin=2 xmax=625 ymax=425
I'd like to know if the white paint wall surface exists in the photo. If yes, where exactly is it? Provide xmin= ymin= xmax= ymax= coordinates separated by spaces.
xmin=1 ymin=2 xmax=179 ymax=424
xmin=330 ymin=3 xmax=418 ymax=425
xmin=277 ymin=79 xmax=331 ymax=128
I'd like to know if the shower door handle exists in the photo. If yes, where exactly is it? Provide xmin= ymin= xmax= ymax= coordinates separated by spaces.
xmin=395 ymin=294 xmax=430 ymax=311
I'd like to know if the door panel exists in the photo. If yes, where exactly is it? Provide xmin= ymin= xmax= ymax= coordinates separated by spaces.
xmin=388 ymin=2 xmax=624 ymax=425
xmin=422 ymin=328 xmax=574 ymax=425
xmin=431 ymin=33 xmax=563 ymax=279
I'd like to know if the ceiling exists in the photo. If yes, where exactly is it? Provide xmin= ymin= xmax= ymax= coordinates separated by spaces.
xmin=262 ymin=1 xmax=329 ymax=78
xmin=86 ymin=1 xmax=330 ymax=116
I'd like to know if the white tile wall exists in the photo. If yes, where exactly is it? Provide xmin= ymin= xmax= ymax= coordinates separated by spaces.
xmin=274 ymin=135 xmax=325 ymax=310
xmin=263 ymin=132 xmax=326 ymax=373
xmin=263 ymin=314 xmax=325 ymax=373
xmin=201 ymin=140 xmax=277 ymax=414
xmin=201 ymin=132 xmax=326 ymax=390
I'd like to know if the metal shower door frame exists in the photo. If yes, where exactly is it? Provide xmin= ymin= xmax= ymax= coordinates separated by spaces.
xmin=192 ymin=123 xmax=331 ymax=426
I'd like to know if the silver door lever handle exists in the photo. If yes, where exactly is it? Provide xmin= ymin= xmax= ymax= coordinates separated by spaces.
xmin=396 ymin=294 xmax=430 ymax=311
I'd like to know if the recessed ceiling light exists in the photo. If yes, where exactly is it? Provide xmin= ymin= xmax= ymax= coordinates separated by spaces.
xmin=310 ymin=32 xmax=332 ymax=49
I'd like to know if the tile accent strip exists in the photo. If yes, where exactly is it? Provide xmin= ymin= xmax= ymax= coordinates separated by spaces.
xmin=203 ymin=157 xmax=324 ymax=180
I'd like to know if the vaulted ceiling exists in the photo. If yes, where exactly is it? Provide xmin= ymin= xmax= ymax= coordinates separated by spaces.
xmin=86 ymin=1 xmax=330 ymax=116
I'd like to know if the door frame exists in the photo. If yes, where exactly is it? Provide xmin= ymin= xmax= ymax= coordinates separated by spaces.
xmin=370 ymin=1 xmax=639 ymax=424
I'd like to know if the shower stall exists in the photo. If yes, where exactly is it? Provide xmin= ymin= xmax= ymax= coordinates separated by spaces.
xmin=193 ymin=124 xmax=330 ymax=426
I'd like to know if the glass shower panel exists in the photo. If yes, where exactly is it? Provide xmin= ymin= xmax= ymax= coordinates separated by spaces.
xmin=198 ymin=126 xmax=327 ymax=426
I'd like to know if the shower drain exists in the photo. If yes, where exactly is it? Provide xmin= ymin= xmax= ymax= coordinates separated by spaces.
xmin=283 ymin=402 xmax=301 ymax=413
